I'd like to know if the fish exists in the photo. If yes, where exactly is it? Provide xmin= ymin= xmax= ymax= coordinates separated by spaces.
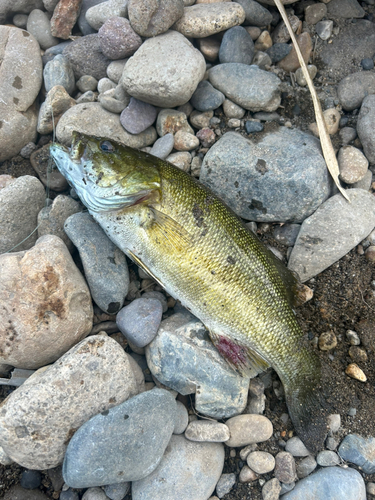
xmin=50 ymin=132 xmax=329 ymax=452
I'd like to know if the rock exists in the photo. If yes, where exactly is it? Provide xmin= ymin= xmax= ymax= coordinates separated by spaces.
xmin=120 ymin=97 xmax=157 ymax=134
xmin=0 ymin=0 xmax=44 ymax=24
xmin=254 ymin=31 xmax=272 ymax=52
xmin=200 ymin=129 xmax=330 ymax=223
xmin=345 ymin=363 xmax=367 ymax=382
xmin=282 ymin=466 xmax=366 ymax=500
xmin=149 ymin=133 xmax=175 ymax=159
xmin=85 ymin=0 xmax=128 ymax=31
xmin=13 ymin=14 xmax=28 ymax=28
xmin=274 ymin=451 xmax=296 ymax=483
xmin=185 ymin=420 xmax=230 ymax=442
xmin=233 ymin=0 xmax=272 ymax=27
xmin=63 ymin=34 xmax=111 ymax=80
xmin=316 ymin=450 xmax=340 ymax=466
xmin=305 ymin=3 xmax=327 ymax=25
xmin=174 ymin=401 xmax=189 ymax=435
xmin=103 ymin=482 xmax=130 ymax=500
xmin=196 ymin=128 xmax=216 ymax=148
xmin=166 ymin=152 xmax=192 ymax=171
xmin=107 ymin=59 xmax=128 ymax=83
xmin=56 ymin=102 xmax=157 ymax=148
xmin=128 ymin=0 xmax=184 ymax=37
xmin=251 ymin=51 xmax=272 ymax=70
xmin=146 ymin=314 xmax=252 ymax=418
xmin=239 ymin=465 xmax=258 ymax=483
xmin=338 ymin=72 xmax=375 ymax=112
xmin=43 ymin=55 xmax=75 ymax=96
xmin=116 ymin=298 xmax=163 ymax=347
xmin=197 ymin=36 xmax=221 ymax=62
xmin=338 ymin=146 xmax=368 ymax=184
xmin=3 ymin=485 xmax=51 ymax=500
xmin=357 ymin=94 xmax=375 ymax=163
xmin=99 ymin=17 xmax=142 ymax=59
xmin=278 ymin=33 xmax=312 ymax=72
xmin=246 ymin=451 xmax=275 ymax=474
xmin=262 ymin=478 xmax=281 ymax=500
xmin=77 ymin=75 xmax=98 ymax=92
xmin=20 ymin=469 xmax=42 ymax=489
xmin=64 ymin=212 xmax=129 ymax=314
xmin=208 ymin=63 xmax=281 ymax=112
xmin=174 ymin=130 xmax=200 ymax=151
xmin=37 ymin=195 xmax=81 ymax=252
xmin=190 ymin=110 xmax=214 ymax=129
xmin=362 ymin=57 xmax=374 ymax=70
xmin=81 ymin=488 xmax=108 ymax=500
xmin=320 ymin=20 xmax=375 ymax=72
xmin=245 ymin=120 xmax=263 ymax=134
xmin=285 ymin=436 xmax=310 ymax=457
xmin=172 ymin=3 xmax=246 ymax=38
xmin=222 ymin=99 xmax=245 ymax=119
xmin=296 ymin=455 xmax=317 ymax=478
xmin=156 ymin=109 xmax=193 ymax=136
xmin=327 ymin=0 xmax=365 ymax=18
xmin=190 ymin=80 xmax=225 ymax=112
xmin=100 ymin=95 xmax=127 ymax=114
xmin=37 ymin=85 xmax=76 ymax=134
xmin=50 ymin=0 xmax=82 ymax=39
xmin=328 ymin=414 xmax=341 ymax=433
xmin=97 ymin=77 xmax=116 ymax=94
xmin=309 ymin=108 xmax=341 ymax=137
xmin=352 ymin=169 xmax=373 ymax=192
xmin=63 ymin=389 xmax=176 ymax=487
xmin=30 ymin=144 xmax=69 ymax=191
xmin=216 ymin=473 xmax=236 ymax=498
xmin=26 ymin=9 xmax=59 ymax=50
xmin=0 ymin=175 xmax=46 ymax=254
xmin=295 ymin=65 xmax=317 ymax=87
xmin=225 ymin=414 xmax=273 ymax=447
xmin=132 ymin=435 xmax=224 ymax=500
xmin=142 ymin=291 xmax=168 ymax=313
xmin=316 ymin=19 xmax=333 ymax=41
xmin=288 ymin=189 xmax=375 ymax=282
xmin=339 ymin=127 xmax=357 ymax=145
xmin=0 ymin=27 xmax=42 ymax=161
xmin=272 ymin=14 xmax=301 ymax=44
xmin=266 ymin=42 xmax=292 ymax=63
xmin=219 ymin=26 xmax=254 ymax=65
xmin=121 ymin=31 xmax=206 ymax=108
xmin=318 ymin=331 xmax=337 ymax=351
xmin=0 ymin=334 xmax=137 ymax=469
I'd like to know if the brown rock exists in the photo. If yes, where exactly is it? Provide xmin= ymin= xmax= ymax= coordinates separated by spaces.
xmin=0 ymin=235 xmax=93 ymax=369
xmin=196 ymin=128 xmax=216 ymax=148
xmin=318 ymin=331 xmax=338 ymax=351
xmin=272 ymin=14 xmax=301 ymax=43
xmin=345 ymin=363 xmax=367 ymax=382
xmin=197 ymin=36 xmax=221 ymax=62
xmin=365 ymin=245 xmax=375 ymax=262
xmin=254 ymin=31 xmax=272 ymax=51
xmin=174 ymin=130 xmax=200 ymax=151
xmin=349 ymin=346 xmax=368 ymax=363
xmin=278 ymin=32 xmax=312 ymax=72
xmin=37 ymin=85 xmax=76 ymax=135
xmin=50 ymin=0 xmax=82 ymax=39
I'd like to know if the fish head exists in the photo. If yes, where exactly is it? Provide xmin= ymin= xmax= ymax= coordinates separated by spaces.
xmin=49 ymin=132 xmax=161 ymax=212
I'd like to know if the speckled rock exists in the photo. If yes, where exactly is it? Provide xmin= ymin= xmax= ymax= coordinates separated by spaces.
xmin=338 ymin=72 xmax=375 ymax=111
xmin=156 ymin=109 xmax=194 ymax=136
xmin=216 ymin=473 xmax=236 ymax=498
xmin=128 ymin=0 xmax=184 ymax=37
xmin=200 ymin=130 xmax=330 ymax=222
xmin=132 ymin=435 xmax=224 ymax=500
xmin=99 ymin=17 xmax=142 ymax=59
xmin=172 ymin=3 xmax=246 ymax=38
xmin=37 ymin=85 xmax=76 ymax=134
xmin=166 ymin=152 xmax=192 ymax=171
xmin=43 ymin=55 xmax=75 ymax=95
xmin=185 ymin=421 xmax=230 ymax=443
xmin=262 ymin=478 xmax=281 ymax=500
xmin=50 ymin=0 xmax=82 ymax=39
xmin=327 ymin=0 xmax=365 ymax=18
xmin=225 ymin=414 xmax=273 ymax=447
xmin=107 ymin=59 xmax=128 ymax=83
xmin=285 ymin=436 xmax=310 ymax=457
xmin=103 ymin=482 xmax=130 ymax=500
xmin=0 ymin=334 xmax=137 ymax=469
xmin=296 ymin=455 xmax=317 ymax=478
xmin=288 ymin=189 xmax=375 ymax=282
xmin=338 ymin=146 xmax=368 ymax=184
xmin=208 ymin=63 xmax=281 ymax=112
xmin=338 ymin=434 xmax=375 ymax=474
xmin=174 ymin=130 xmax=200 ymax=151
xmin=121 ymin=31 xmax=206 ymax=107
xmin=0 ymin=0 xmax=44 ymax=24
xmin=65 ymin=212 xmax=129 ymax=314
xmin=246 ymin=451 xmax=275 ymax=474
xmin=63 ymin=34 xmax=111 ymax=80
xmin=174 ymin=401 xmax=189 ymax=435
xmin=316 ymin=450 xmax=340 ymax=466
xmin=274 ymin=452 xmax=296 ymax=483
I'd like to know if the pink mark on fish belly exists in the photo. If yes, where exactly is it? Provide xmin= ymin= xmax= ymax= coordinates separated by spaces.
xmin=216 ymin=336 xmax=247 ymax=368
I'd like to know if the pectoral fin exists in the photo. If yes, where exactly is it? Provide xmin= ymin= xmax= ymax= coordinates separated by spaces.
xmin=127 ymin=250 xmax=165 ymax=289
xmin=149 ymin=207 xmax=191 ymax=252
xmin=208 ymin=329 xmax=269 ymax=377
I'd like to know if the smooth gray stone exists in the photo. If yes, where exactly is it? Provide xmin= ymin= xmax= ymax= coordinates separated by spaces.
xmin=338 ymin=434 xmax=375 ymax=474
xmin=190 ymin=80 xmax=225 ymax=112
xmin=65 ymin=212 xmax=129 ymax=314
xmin=0 ymin=0 xmax=43 ymax=24
xmin=63 ymin=389 xmax=177 ymax=488
xmin=149 ymin=133 xmax=174 ymax=159
xmin=219 ymin=26 xmax=254 ymax=65
xmin=282 ymin=466 xmax=366 ymax=500
xmin=357 ymin=94 xmax=375 ymax=163
xmin=338 ymin=71 xmax=375 ymax=111
xmin=120 ymin=97 xmax=157 ymax=134
xmin=27 ymin=9 xmax=59 ymax=50
xmin=132 ymin=435 xmax=224 ymax=500
xmin=216 ymin=473 xmax=236 ymax=498
xmin=209 ymin=63 xmax=281 ymax=112
xmin=273 ymin=224 xmax=300 ymax=246
xmin=78 ymin=0 xmax=108 ymax=34
xmin=296 ymin=455 xmax=317 ymax=478
xmin=200 ymin=130 xmax=330 ymax=223
xmin=327 ymin=0 xmax=365 ymax=18
xmin=116 ymin=298 xmax=163 ymax=347
xmin=146 ymin=313 xmax=252 ymax=418
xmin=43 ymin=54 xmax=75 ymax=95
xmin=174 ymin=401 xmax=189 ymax=435
xmin=234 ymin=0 xmax=273 ymax=26
xmin=316 ymin=450 xmax=340 ymax=466
xmin=288 ymin=189 xmax=375 ymax=282
xmin=103 ymin=482 xmax=130 ymax=500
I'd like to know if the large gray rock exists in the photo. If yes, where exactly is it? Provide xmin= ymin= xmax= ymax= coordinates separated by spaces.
xmin=200 ymin=130 xmax=330 ymax=223
xmin=0 ymin=27 xmax=42 ymax=161
xmin=65 ymin=212 xmax=129 ymax=314
xmin=132 ymin=435 xmax=225 ymax=500
xmin=337 ymin=72 xmax=375 ymax=111
xmin=56 ymin=102 xmax=157 ymax=148
xmin=63 ymin=389 xmax=177 ymax=487
xmin=0 ymin=334 xmax=138 ymax=469
xmin=121 ymin=31 xmax=206 ymax=107
xmin=288 ymin=189 xmax=375 ymax=282
xmin=0 ymin=175 xmax=46 ymax=253
xmin=338 ymin=434 xmax=375 ymax=474
xmin=357 ymin=94 xmax=375 ymax=163
xmin=0 ymin=235 xmax=93 ymax=369
xmin=146 ymin=313 xmax=252 ymax=419
xmin=209 ymin=63 xmax=281 ymax=112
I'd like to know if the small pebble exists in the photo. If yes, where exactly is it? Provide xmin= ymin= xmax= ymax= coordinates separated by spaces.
xmin=239 ymin=465 xmax=258 ymax=483
xmin=20 ymin=470 xmax=42 ymax=489
xmin=361 ymin=58 xmax=374 ymax=70
xmin=285 ymin=436 xmax=310 ymax=457
xmin=120 ymin=98 xmax=157 ymax=135
xmin=316 ymin=450 xmax=340 ymax=466
xmin=245 ymin=121 xmax=263 ymax=134
xmin=338 ymin=146 xmax=369 ymax=184
xmin=345 ymin=363 xmax=367 ymax=382
xmin=327 ymin=414 xmax=341 ymax=433
xmin=325 ymin=436 xmax=338 ymax=451
xmin=185 ymin=420 xmax=230 ymax=442
xmin=262 ymin=478 xmax=281 ymax=500
xmin=365 ymin=246 xmax=375 ymax=262
xmin=196 ymin=128 xmax=216 ymax=148
xmin=60 ymin=490 xmax=80 ymax=500
xmin=174 ymin=130 xmax=200 ymax=151
xmin=240 ymin=444 xmax=258 ymax=461
xmin=76 ymin=75 xmax=98 ymax=92
xmin=367 ymin=482 xmax=375 ymax=495
xmin=279 ymin=482 xmax=295 ymax=495
xmin=349 ymin=346 xmax=368 ymax=363
xmin=225 ymin=415 xmax=273 ymax=447
xmin=295 ymin=65 xmax=317 ymax=87
xmin=246 ymin=451 xmax=275 ymax=474
xmin=190 ymin=110 xmax=214 ymax=129
xmin=296 ymin=455 xmax=317 ymax=478
xmin=316 ymin=19 xmax=333 ymax=40
xmin=82 ymin=487 xmax=108 ymax=500
xmin=222 ymin=99 xmax=245 ymax=119
xmin=339 ymin=127 xmax=357 ymax=145
xmin=216 ymin=473 xmax=236 ymax=498
xmin=228 ymin=118 xmax=241 ymax=128
xmin=274 ymin=451 xmax=296 ymax=484
xmin=149 ymin=133 xmax=175 ymax=160
xmin=166 ymin=152 xmax=192 ymax=172
xmin=103 ymin=482 xmax=130 ymax=500
xmin=318 ymin=331 xmax=338 ymax=351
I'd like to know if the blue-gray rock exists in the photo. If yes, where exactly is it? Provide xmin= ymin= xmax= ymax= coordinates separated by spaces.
xmin=78 ymin=0 xmax=106 ymax=35
xmin=219 ymin=26 xmax=254 ymax=65
xmin=266 ymin=43 xmax=292 ymax=63
xmin=132 ymin=435 xmax=224 ymax=500
xmin=20 ymin=470 xmax=42 ymax=489
xmin=81 ymin=488 xmax=108 ymax=500
xmin=63 ymin=388 xmax=177 ymax=488
xmin=116 ymin=298 xmax=163 ymax=347
xmin=209 ymin=63 xmax=281 ymax=112
xmin=316 ymin=450 xmax=340 ymax=466
xmin=337 ymin=72 xmax=375 ymax=111
xmin=43 ymin=54 xmax=75 ymax=95
xmin=27 ymin=9 xmax=59 ymax=50
xmin=103 ymin=482 xmax=130 ymax=500
xmin=146 ymin=313 xmax=252 ymax=418
xmin=327 ymin=0 xmax=365 ymax=18
xmin=174 ymin=401 xmax=189 ymax=435
xmin=282 ymin=466 xmax=366 ymax=500
xmin=43 ymin=41 xmax=73 ymax=65
xmin=190 ymin=81 xmax=225 ymax=112
xmin=216 ymin=473 xmax=236 ymax=498
xmin=142 ymin=291 xmax=168 ymax=313
xmin=273 ymin=224 xmax=300 ymax=246
xmin=234 ymin=0 xmax=273 ymax=27
xmin=149 ymin=133 xmax=175 ymax=159
xmin=120 ymin=97 xmax=158 ymax=134
xmin=357 ymin=94 xmax=375 ymax=163
xmin=245 ymin=120 xmax=263 ymax=133
xmin=63 ymin=34 xmax=111 ymax=80
xmin=362 ymin=57 xmax=374 ymax=70
xmin=60 ymin=489 xmax=79 ymax=500
xmin=64 ymin=212 xmax=129 ymax=314
xmin=338 ymin=434 xmax=375 ymax=474
xmin=296 ymin=455 xmax=317 ymax=478
xmin=200 ymin=129 xmax=330 ymax=223
xmin=288 ymin=189 xmax=375 ymax=282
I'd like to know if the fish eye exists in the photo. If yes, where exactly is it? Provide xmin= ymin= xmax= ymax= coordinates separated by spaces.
xmin=100 ymin=140 xmax=115 ymax=153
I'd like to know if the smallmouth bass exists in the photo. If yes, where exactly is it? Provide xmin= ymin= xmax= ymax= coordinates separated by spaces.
xmin=50 ymin=132 xmax=328 ymax=452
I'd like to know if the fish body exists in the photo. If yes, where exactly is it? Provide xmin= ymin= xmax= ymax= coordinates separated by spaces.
xmin=50 ymin=133 xmax=328 ymax=451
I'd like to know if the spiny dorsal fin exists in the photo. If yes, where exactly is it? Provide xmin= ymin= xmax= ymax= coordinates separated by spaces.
xmin=208 ymin=329 xmax=269 ymax=377
xmin=149 ymin=207 xmax=191 ymax=252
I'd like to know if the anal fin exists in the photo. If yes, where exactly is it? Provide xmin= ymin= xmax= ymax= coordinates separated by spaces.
xmin=208 ymin=329 xmax=269 ymax=377
xmin=127 ymin=250 xmax=165 ymax=289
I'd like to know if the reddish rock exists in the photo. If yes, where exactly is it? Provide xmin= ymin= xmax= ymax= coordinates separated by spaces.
xmin=50 ymin=0 xmax=83 ymax=39
xmin=196 ymin=127 xmax=216 ymax=147
xmin=278 ymin=32 xmax=312 ymax=72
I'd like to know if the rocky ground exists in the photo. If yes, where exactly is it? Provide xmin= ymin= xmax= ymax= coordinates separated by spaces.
xmin=1 ymin=0 xmax=375 ymax=499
